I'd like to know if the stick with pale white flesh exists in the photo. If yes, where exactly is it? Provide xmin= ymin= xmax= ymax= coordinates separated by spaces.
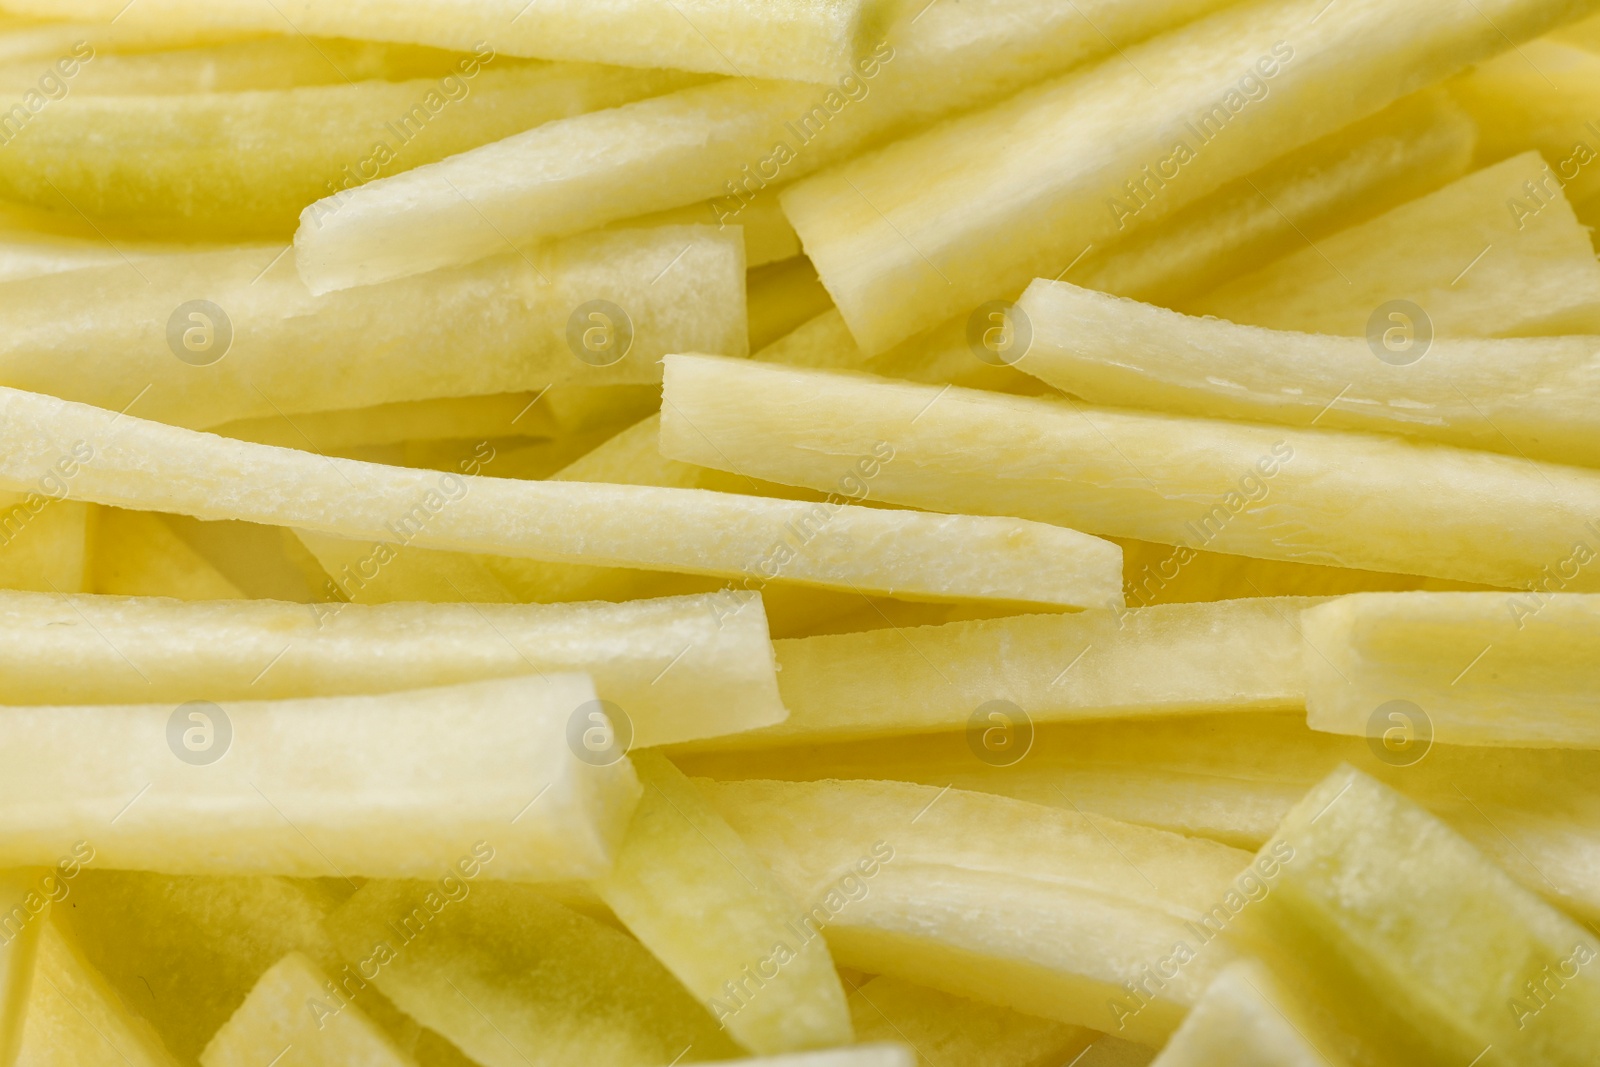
xmin=660 ymin=355 xmax=1600 ymax=591
xmin=781 ymin=0 xmax=1600 ymax=355
xmin=0 ymin=62 xmax=696 ymax=238
xmin=0 ymin=386 xmax=1124 ymax=609
xmin=200 ymin=952 xmax=412 ymax=1067
xmin=0 ymin=36 xmax=483 ymax=96
xmin=0 ymin=589 xmax=782 ymax=748
xmin=0 ymin=0 xmax=884 ymax=84
xmin=1070 ymin=88 xmax=1476 ymax=307
xmin=326 ymin=880 xmax=744 ymax=1067
xmin=753 ymin=89 xmax=1474 ymax=394
xmin=679 ymin=711 xmax=1600 ymax=924
xmin=1184 ymin=152 xmax=1600 ymax=336
xmin=1303 ymin=592 xmax=1600 ymax=749
xmin=0 ymin=675 xmax=640 ymax=881
xmin=1237 ymin=767 xmax=1600 ymax=1066
xmin=596 ymin=753 xmax=852 ymax=1055
xmin=700 ymin=778 xmax=1250 ymax=1044
xmin=16 ymin=920 xmax=181 ymax=1065
xmin=679 ymin=598 xmax=1318 ymax=750
xmin=0 ymin=227 xmax=742 ymax=431
xmin=291 ymin=0 xmax=1243 ymax=292
xmin=1013 ymin=280 xmax=1600 ymax=468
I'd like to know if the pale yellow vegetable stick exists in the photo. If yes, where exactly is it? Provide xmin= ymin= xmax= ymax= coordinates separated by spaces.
xmin=16 ymin=920 xmax=180 ymax=1067
xmin=701 ymin=779 xmax=1251 ymax=1043
xmin=1239 ymin=768 xmax=1600 ymax=1066
xmin=0 ymin=871 xmax=43 ymax=1067
xmin=0 ymin=494 xmax=88 ymax=594
xmin=1 ymin=63 xmax=697 ymax=238
xmin=1185 ymin=152 xmax=1600 ymax=336
xmin=679 ymin=598 xmax=1319 ymax=750
xmin=59 ymin=872 xmax=367 ymax=1065
xmin=0 ymin=589 xmax=783 ymax=747
xmin=1451 ymin=39 xmax=1600 ymax=207
xmin=0 ymin=227 xmax=743 ymax=430
xmin=0 ymin=19 xmax=255 ymax=60
xmin=1013 ymin=280 xmax=1600 ymax=468
xmin=0 ymin=385 xmax=1123 ymax=609
xmin=1072 ymin=88 xmax=1476 ymax=307
xmin=0 ymin=675 xmax=641 ymax=881
xmin=0 ymin=0 xmax=885 ymax=84
xmin=89 ymin=508 xmax=245 ymax=601
xmin=781 ymin=0 xmax=1596 ymax=355
xmin=0 ymin=36 xmax=476 ymax=96
xmin=752 ymin=90 xmax=1473 ymax=394
xmin=326 ymin=880 xmax=743 ymax=1067
xmin=201 ymin=952 xmax=416 ymax=1067
xmin=1303 ymin=592 xmax=1600 ymax=749
xmin=292 ymin=0 xmax=1242 ymax=292
xmin=1148 ymin=959 xmax=1352 ymax=1067
xmin=596 ymin=753 xmax=852 ymax=1054
xmin=660 ymin=355 xmax=1600 ymax=591
xmin=679 ymin=712 xmax=1600 ymax=923
xmin=847 ymin=974 xmax=1097 ymax=1067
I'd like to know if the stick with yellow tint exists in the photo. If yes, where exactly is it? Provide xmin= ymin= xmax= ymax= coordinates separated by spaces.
xmin=0 ymin=0 xmax=885 ymax=84
xmin=1236 ymin=767 xmax=1600 ymax=1066
xmin=1184 ymin=152 xmax=1600 ymax=336
xmin=1303 ymin=592 xmax=1600 ymax=748
xmin=0 ymin=385 xmax=1123 ymax=609
xmin=701 ymin=778 xmax=1251 ymax=1044
xmin=1013 ymin=280 xmax=1600 ymax=468
xmin=291 ymin=0 xmax=1242 ymax=292
xmin=679 ymin=711 xmax=1600 ymax=922
xmin=597 ymin=753 xmax=852 ymax=1054
xmin=0 ymin=589 xmax=783 ymax=748
xmin=326 ymin=880 xmax=745 ymax=1067
xmin=781 ymin=0 xmax=1597 ymax=354
xmin=0 ymin=227 xmax=743 ymax=431
xmin=0 ymin=61 xmax=696 ymax=238
xmin=660 ymin=355 xmax=1600 ymax=591
xmin=0 ymin=676 xmax=641 ymax=881
xmin=16 ymin=920 xmax=179 ymax=1066
xmin=200 ymin=953 xmax=412 ymax=1067
xmin=679 ymin=598 xmax=1318 ymax=750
